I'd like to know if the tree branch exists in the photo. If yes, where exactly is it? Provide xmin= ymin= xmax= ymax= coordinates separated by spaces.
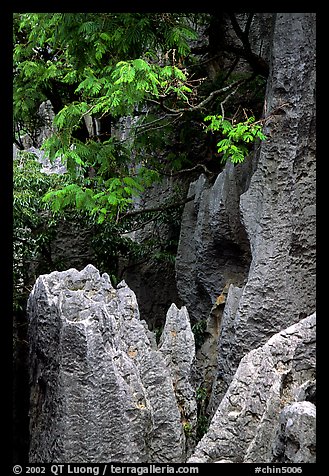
xmin=147 ymin=78 xmax=247 ymax=116
xmin=229 ymin=13 xmax=249 ymax=45
xmin=228 ymin=13 xmax=255 ymax=48
xmin=227 ymin=13 xmax=269 ymax=78
xmin=193 ymin=79 xmax=246 ymax=111
xmin=159 ymin=163 xmax=214 ymax=177
xmin=13 ymin=137 xmax=24 ymax=151
xmin=120 ymin=193 xmax=195 ymax=220
xmin=220 ymin=81 xmax=245 ymax=118
xmin=121 ymin=212 xmax=162 ymax=234
xmin=244 ymin=13 xmax=255 ymax=39
xmin=134 ymin=113 xmax=184 ymax=135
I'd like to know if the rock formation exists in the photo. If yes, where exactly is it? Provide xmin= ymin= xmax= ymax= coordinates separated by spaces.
xmin=188 ymin=313 xmax=316 ymax=463
xmin=175 ymin=164 xmax=252 ymax=324
xmin=158 ymin=303 xmax=197 ymax=455
xmin=25 ymin=13 xmax=316 ymax=464
xmin=176 ymin=12 xmax=316 ymax=415
xmin=27 ymin=264 xmax=196 ymax=463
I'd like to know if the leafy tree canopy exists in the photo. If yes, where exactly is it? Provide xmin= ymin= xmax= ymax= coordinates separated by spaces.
xmin=13 ymin=12 xmax=267 ymax=224
xmin=13 ymin=12 xmax=269 ymax=316
xmin=14 ymin=13 xmax=204 ymax=220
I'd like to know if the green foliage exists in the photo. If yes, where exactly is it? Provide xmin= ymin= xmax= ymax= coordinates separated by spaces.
xmin=192 ymin=319 xmax=207 ymax=349
xmin=14 ymin=12 xmax=267 ymax=223
xmin=13 ymin=151 xmax=140 ymax=310
xmin=42 ymin=168 xmax=159 ymax=223
xmin=13 ymin=12 xmax=197 ymax=122
xmin=13 ymin=151 xmax=172 ymax=311
xmin=13 ymin=12 xmax=201 ymax=219
xmin=195 ymin=385 xmax=210 ymax=441
xmin=13 ymin=151 xmax=68 ymax=310
xmin=183 ymin=421 xmax=193 ymax=437
xmin=154 ymin=325 xmax=164 ymax=344
xmin=196 ymin=386 xmax=208 ymax=402
xmin=204 ymin=114 xmax=267 ymax=163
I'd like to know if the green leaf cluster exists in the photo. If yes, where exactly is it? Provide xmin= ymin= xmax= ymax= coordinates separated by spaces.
xmin=13 ymin=13 xmax=201 ymax=220
xmin=204 ymin=114 xmax=267 ymax=164
xmin=14 ymin=12 xmax=268 ymax=233
xmin=183 ymin=421 xmax=193 ymax=437
xmin=13 ymin=151 xmax=69 ymax=310
xmin=195 ymin=384 xmax=210 ymax=441
xmin=42 ymin=169 xmax=159 ymax=224
xmin=192 ymin=319 xmax=207 ymax=349
xmin=14 ymin=12 xmax=197 ymax=120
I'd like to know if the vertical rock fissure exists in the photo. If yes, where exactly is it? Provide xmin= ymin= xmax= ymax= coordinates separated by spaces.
xmin=175 ymin=155 xmax=256 ymax=428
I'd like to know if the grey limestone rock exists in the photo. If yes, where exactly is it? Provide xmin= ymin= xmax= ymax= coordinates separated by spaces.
xmin=175 ymin=160 xmax=252 ymax=325
xmin=176 ymin=13 xmax=316 ymax=418
xmin=272 ymin=401 xmax=316 ymax=463
xmin=174 ymin=14 xmax=278 ymax=326
xmin=212 ymin=12 xmax=316 ymax=404
xmin=27 ymin=264 xmax=194 ymax=463
xmin=188 ymin=313 xmax=316 ymax=463
xmin=158 ymin=304 xmax=197 ymax=454
xmin=25 ymin=13 xmax=316 ymax=464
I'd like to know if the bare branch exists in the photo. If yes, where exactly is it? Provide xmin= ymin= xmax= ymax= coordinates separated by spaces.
xmin=193 ymin=79 xmax=246 ymax=111
xmin=252 ymin=102 xmax=293 ymax=125
xmin=245 ymin=13 xmax=255 ymax=38
xmin=228 ymin=13 xmax=250 ymax=47
xmin=220 ymin=82 xmax=244 ymax=118
xmin=121 ymin=212 xmax=162 ymax=234
xmin=120 ymin=193 xmax=195 ymax=220
xmin=134 ymin=113 xmax=184 ymax=136
xmin=147 ymin=78 xmax=248 ymax=116
xmin=146 ymin=98 xmax=182 ymax=116
xmin=226 ymin=13 xmax=269 ymax=78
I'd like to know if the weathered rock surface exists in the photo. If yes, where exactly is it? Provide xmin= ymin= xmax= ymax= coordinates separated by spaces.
xmin=24 ymin=13 xmax=316 ymax=465
xmin=272 ymin=401 xmax=316 ymax=463
xmin=211 ymin=12 xmax=316 ymax=406
xmin=175 ymin=161 xmax=252 ymax=325
xmin=189 ymin=313 xmax=316 ymax=463
xmin=176 ymin=13 xmax=316 ymax=420
xmin=27 ymin=264 xmax=195 ymax=463
xmin=158 ymin=304 xmax=197 ymax=455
